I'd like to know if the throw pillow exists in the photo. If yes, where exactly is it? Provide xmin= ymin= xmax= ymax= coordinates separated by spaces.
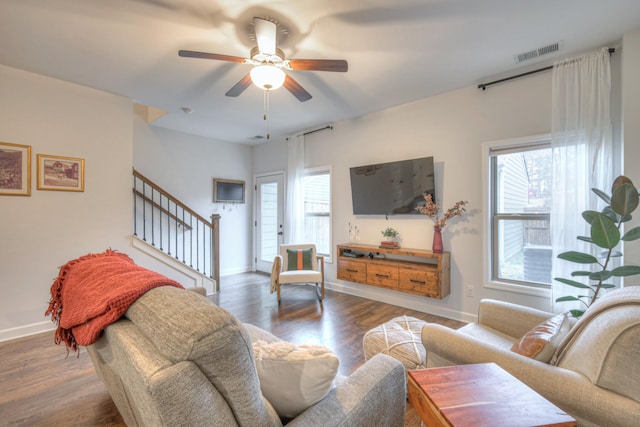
xmin=286 ymin=248 xmax=313 ymax=271
xmin=253 ymin=340 xmax=339 ymax=418
xmin=510 ymin=313 xmax=575 ymax=362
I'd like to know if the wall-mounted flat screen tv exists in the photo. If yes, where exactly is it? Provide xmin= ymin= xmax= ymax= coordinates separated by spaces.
xmin=349 ymin=156 xmax=435 ymax=215
xmin=213 ymin=178 xmax=245 ymax=203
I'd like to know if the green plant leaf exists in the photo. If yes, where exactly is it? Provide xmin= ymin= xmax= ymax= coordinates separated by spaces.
xmin=554 ymin=277 xmax=591 ymax=289
xmin=602 ymin=206 xmax=619 ymax=222
xmin=577 ymin=236 xmax=593 ymax=243
xmin=571 ymin=270 xmax=592 ymax=277
xmin=600 ymin=284 xmax=616 ymax=289
xmin=555 ymin=295 xmax=581 ymax=302
xmin=558 ymin=251 xmax=598 ymax=264
xmin=582 ymin=210 xmax=600 ymax=224
xmin=570 ymin=309 xmax=585 ymax=318
xmin=611 ymin=182 xmax=639 ymax=217
xmin=622 ymin=226 xmax=640 ymax=241
xmin=592 ymin=187 xmax=611 ymax=205
xmin=589 ymin=270 xmax=612 ymax=281
xmin=611 ymin=265 xmax=640 ymax=276
xmin=608 ymin=250 xmax=623 ymax=258
xmin=590 ymin=214 xmax=620 ymax=249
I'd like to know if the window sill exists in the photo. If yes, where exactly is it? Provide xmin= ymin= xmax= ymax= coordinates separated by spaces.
xmin=485 ymin=280 xmax=551 ymax=298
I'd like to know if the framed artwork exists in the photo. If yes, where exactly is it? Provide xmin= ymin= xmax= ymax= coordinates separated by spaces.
xmin=37 ymin=154 xmax=85 ymax=192
xmin=0 ymin=141 xmax=31 ymax=196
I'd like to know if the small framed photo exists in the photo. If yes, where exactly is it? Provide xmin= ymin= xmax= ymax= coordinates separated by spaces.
xmin=37 ymin=154 xmax=85 ymax=192
xmin=0 ymin=141 xmax=31 ymax=196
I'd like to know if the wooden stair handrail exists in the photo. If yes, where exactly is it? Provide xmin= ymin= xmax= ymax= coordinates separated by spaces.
xmin=133 ymin=169 xmax=212 ymax=227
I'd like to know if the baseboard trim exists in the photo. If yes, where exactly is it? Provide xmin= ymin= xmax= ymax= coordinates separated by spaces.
xmin=0 ymin=321 xmax=54 ymax=343
xmin=325 ymin=281 xmax=477 ymax=324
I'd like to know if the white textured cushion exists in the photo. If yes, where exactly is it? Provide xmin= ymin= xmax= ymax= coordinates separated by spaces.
xmin=511 ymin=313 xmax=575 ymax=362
xmin=253 ymin=340 xmax=339 ymax=418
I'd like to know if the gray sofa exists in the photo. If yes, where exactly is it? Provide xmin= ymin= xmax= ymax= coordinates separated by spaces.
xmin=87 ymin=286 xmax=406 ymax=426
xmin=421 ymin=286 xmax=640 ymax=427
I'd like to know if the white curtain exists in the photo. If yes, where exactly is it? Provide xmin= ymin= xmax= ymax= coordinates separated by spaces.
xmin=551 ymin=47 xmax=613 ymax=313
xmin=285 ymin=134 xmax=305 ymax=244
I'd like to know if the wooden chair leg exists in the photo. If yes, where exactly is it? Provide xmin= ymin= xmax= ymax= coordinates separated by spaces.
xmin=316 ymin=282 xmax=325 ymax=301
xmin=277 ymin=281 xmax=281 ymax=303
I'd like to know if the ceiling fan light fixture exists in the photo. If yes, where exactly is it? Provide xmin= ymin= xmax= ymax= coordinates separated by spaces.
xmin=250 ymin=65 xmax=285 ymax=90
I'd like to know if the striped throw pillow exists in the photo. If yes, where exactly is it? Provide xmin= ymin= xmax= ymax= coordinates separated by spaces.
xmin=286 ymin=248 xmax=313 ymax=271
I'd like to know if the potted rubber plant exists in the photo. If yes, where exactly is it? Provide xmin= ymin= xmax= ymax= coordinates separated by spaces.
xmin=554 ymin=175 xmax=640 ymax=317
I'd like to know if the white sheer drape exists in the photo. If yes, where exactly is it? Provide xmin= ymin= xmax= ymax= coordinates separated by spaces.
xmin=285 ymin=134 xmax=305 ymax=244
xmin=551 ymin=48 xmax=613 ymax=313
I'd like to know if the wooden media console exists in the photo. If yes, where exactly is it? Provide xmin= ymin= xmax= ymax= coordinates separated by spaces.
xmin=337 ymin=243 xmax=450 ymax=299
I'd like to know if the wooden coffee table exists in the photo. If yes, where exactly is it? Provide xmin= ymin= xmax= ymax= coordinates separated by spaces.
xmin=408 ymin=363 xmax=576 ymax=427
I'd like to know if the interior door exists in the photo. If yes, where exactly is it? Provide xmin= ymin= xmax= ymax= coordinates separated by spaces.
xmin=255 ymin=173 xmax=284 ymax=273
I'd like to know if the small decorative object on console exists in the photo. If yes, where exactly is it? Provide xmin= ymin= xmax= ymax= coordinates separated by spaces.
xmin=416 ymin=194 xmax=468 ymax=252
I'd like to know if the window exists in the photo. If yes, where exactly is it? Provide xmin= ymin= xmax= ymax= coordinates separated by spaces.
xmin=486 ymin=136 xmax=552 ymax=290
xmin=303 ymin=167 xmax=332 ymax=258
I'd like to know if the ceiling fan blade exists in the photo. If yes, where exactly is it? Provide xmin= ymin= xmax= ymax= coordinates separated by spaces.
xmin=179 ymin=50 xmax=246 ymax=63
xmin=253 ymin=17 xmax=276 ymax=55
xmin=283 ymin=74 xmax=312 ymax=102
xmin=288 ymin=59 xmax=348 ymax=72
xmin=225 ymin=74 xmax=253 ymax=97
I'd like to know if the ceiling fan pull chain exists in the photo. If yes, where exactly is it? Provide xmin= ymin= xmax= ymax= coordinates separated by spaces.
xmin=264 ymin=90 xmax=270 ymax=140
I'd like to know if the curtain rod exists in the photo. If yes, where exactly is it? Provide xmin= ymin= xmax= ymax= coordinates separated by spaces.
xmin=303 ymin=125 xmax=333 ymax=136
xmin=478 ymin=48 xmax=615 ymax=91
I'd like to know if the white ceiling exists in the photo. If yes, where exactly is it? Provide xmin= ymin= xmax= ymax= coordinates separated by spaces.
xmin=1 ymin=0 xmax=639 ymax=144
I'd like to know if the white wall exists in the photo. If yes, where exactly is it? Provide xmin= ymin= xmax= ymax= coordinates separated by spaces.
xmin=0 ymin=65 xmax=133 ymax=340
xmin=133 ymin=116 xmax=254 ymax=276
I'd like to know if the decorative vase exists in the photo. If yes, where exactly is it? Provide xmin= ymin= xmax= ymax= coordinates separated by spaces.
xmin=432 ymin=226 xmax=443 ymax=253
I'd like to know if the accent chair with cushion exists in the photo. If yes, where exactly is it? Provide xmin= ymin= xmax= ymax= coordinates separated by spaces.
xmin=271 ymin=243 xmax=324 ymax=303
xmin=87 ymin=285 xmax=406 ymax=426
xmin=420 ymin=286 xmax=640 ymax=427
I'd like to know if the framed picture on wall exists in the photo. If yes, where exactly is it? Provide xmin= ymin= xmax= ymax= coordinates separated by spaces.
xmin=0 ymin=141 xmax=31 ymax=196
xmin=37 ymin=154 xmax=85 ymax=192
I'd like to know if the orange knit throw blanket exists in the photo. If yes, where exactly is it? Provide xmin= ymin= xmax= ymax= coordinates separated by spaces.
xmin=45 ymin=249 xmax=183 ymax=354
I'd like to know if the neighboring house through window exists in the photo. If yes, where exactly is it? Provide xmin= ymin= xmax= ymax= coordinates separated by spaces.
xmin=484 ymin=135 xmax=552 ymax=295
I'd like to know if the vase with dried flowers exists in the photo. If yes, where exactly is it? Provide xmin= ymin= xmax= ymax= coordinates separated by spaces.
xmin=416 ymin=194 xmax=468 ymax=252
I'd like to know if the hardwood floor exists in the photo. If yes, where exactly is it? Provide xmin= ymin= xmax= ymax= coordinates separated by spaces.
xmin=0 ymin=272 xmax=464 ymax=426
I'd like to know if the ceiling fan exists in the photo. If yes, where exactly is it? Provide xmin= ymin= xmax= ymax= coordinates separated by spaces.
xmin=178 ymin=17 xmax=348 ymax=102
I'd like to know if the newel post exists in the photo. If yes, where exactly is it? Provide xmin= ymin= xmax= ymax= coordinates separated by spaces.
xmin=211 ymin=214 xmax=221 ymax=291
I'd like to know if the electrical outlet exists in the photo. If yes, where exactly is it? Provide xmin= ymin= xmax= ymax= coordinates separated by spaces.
xmin=465 ymin=285 xmax=474 ymax=297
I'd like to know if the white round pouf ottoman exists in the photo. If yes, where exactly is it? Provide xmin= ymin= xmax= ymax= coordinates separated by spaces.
xmin=362 ymin=315 xmax=428 ymax=370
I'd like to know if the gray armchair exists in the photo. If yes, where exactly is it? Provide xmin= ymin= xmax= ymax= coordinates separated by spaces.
xmin=88 ymin=286 xmax=406 ymax=426
xmin=421 ymin=287 xmax=640 ymax=427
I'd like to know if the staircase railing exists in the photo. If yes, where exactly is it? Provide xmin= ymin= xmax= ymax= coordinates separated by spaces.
xmin=132 ymin=169 xmax=220 ymax=286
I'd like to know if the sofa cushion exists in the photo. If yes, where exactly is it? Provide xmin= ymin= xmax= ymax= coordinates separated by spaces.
xmin=125 ymin=286 xmax=281 ymax=427
xmin=510 ymin=313 xmax=574 ymax=362
xmin=253 ymin=340 xmax=339 ymax=419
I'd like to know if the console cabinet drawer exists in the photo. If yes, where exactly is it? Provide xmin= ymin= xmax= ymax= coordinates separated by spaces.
xmin=367 ymin=263 xmax=398 ymax=289
xmin=398 ymin=268 xmax=439 ymax=297
xmin=338 ymin=259 xmax=367 ymax=283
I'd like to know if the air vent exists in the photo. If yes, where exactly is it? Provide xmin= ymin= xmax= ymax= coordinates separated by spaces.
xmin=514 ymin=41 xmax=563 ymax=64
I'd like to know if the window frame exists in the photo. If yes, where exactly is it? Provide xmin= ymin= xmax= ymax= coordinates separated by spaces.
xmin=303 ymin=165 xmax=332 ymax=261
xmin=482 ymin=134 xmax=552 ymax=297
